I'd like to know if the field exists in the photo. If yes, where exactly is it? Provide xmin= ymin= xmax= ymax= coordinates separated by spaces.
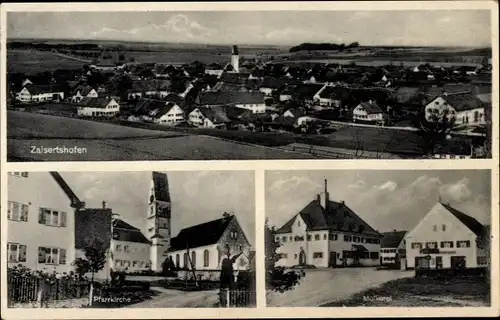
xmin=7 ymin=111 xmax=316 ymax=161
xmin=7 ymin=50 xmax=88 ymax=74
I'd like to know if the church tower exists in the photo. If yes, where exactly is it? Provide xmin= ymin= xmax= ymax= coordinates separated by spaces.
xmin=146 ymin=172 xmax=171 ymax=271
xmin=231 ymin=45 xmax=239 ymax=73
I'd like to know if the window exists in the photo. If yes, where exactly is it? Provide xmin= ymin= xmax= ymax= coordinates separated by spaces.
xmin=281 ymin=253 xmax=288 ymax=259
xmin=132 ymin=261 xmax=138 ymax=268
xmin=307 ymin=235 xmax=311 ymax=241
xmin=313 ymin=252 xmax=323 ymax=258
xmin=294 ymin=236 xmax=304 ymax=241
xmin=38 ymin=247 xmax=66 ymax=264
xmin=282 ymin=236 xmax=287 ymax=242
xmin=230 ymin=230 xmax=238 ymax=240
xmin=329 ymin=233 xmax=338 ymax=241
xmin=442 ymin=225 xmax=446 ymax=231
xmin=176 ymin=254 xmax=180 ymax=268
xmin=191 ymin=251 xmax=196 ymax=268
xmin=116 ymin=245 xmax=122 ymax=251
xmin=344 ymin=235 xmax=352 ymax=242
xmin=426 ymin=242 xmax=437 ymax=249
xmin=323 ymin=234 xmax=327 ymax=240
xmin=433 ymin=225 xmax=437 ymax=232
xmin=411 ymin=242 xmax=423 ymax=249
xmin=8 ymin=201 xmax=28 ymax=222
xmin=8 ymin=243 xmax=27 ymax=262
xmin=294 ymin=254 xmax=298 ymax=259
xmin=440 ymin=241 xmax=453 ymax=248
xmin=477 ymin=256 xmax=488 ymax=265
xmin=370 ymin=252 xmax=379 ymax=260
xmin=314 ymin=234 xmax=320 ymax=241
xmin=289 ymin=236 xmax=292 ymax=242
xmin=203 ymin=249 xmax=209 ymax=267
xmin=297 ymin=221 xmax=300 ymax=226
xmin=457 ymin=240 xmax=471 ymax=248
xmin=275 ymin=236 xmax=280 ymax=242
xmin=124 ymin=245 xmax=130 ymax=253
xmin=38 ymin=208 xmax=67 ymax=227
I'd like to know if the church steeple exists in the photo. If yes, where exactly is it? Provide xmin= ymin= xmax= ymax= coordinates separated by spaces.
xmin=231 ymin=45 xmax=239 ymax=73
xmin=146 ymin=172 xmax=171 ymax=271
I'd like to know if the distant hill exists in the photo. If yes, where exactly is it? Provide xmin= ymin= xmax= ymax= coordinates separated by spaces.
xmin=290 ymin=42 xmax=360 ymax=53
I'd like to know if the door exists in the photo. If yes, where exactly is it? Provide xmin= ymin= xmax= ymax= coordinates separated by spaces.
xmin=415 ymin=256 xmax=430 ymax=269
xmin=329 ymin=251 xmax=337 ymax=268
xmin=451 ymin=256 xmax=466 ymax=269
xmin=435 ymin=256 xmax=443 ymax=269
xmin=299 ymin=249 xmax=306 ymax=266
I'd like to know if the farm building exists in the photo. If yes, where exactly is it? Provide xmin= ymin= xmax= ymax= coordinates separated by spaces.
xmin=77 ymin=97 xmax=120 ymax=117
xmin=15 ymin=85 xmax=65 ymax=103
xmin=404 ymin=202 xmax=490 ymax=270
xmin=110 ymin=219 xmax=151 ymax=273
xmin=71 ymin=85 xmax=98 ymax=102
xmin=274 ymin=179 xmax=382 ymax=268
xmin=424 ymin=94 xmax=487 ymax=128
xmin=196 ymin=91 xmax=266 ymax=114
xmin=188 ymin=106 xmax=231 ymax=129
xmin=147 ymin=102 xmax=185 ymax=126
xmin=353 ymin=101 xmax=385 ymax=125
xmin=380 ymin=230 xmax=407 ymax=268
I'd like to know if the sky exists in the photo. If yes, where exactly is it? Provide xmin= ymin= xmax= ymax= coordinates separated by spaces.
xmin=266 ymin=170 xmax=491 ymax=233
xmin=7 ymin=10 xmax=491 ymax=47
xmin=60 ymin=171 xmax=255 ymax=246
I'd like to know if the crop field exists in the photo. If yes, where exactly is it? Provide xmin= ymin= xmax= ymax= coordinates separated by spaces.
xmin=7 ymin=50 xmax=88 ymax=74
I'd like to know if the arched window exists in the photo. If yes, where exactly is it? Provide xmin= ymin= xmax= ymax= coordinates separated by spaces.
xmin=175 ymin=254 xmax=180 ymax=269
xmin=183 ymin=253 xmax=188 ymax=269
xmin=474 ymin=111 xmax=479 ymax=122
xmin=204 ymin=249 xmax=210 ymax=267
xmin=191 ymin=251 xmax=196 ymax=269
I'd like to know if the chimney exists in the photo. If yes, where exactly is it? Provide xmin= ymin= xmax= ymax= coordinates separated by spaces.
xmin=317 ymin=194 xmax=321 ymax=203
xmin=321 ymin=179 xmax=330 ymax=210
xmin=102 ymin=201 xmax=106 ymax=209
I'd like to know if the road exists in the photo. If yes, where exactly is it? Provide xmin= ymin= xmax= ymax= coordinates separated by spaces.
xmin=266 ymin=267 xmax=413 ymax=307
xmin=129 ymin=287 xmax=218 ymax=308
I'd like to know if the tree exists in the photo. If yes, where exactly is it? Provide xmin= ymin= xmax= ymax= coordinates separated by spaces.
xmin=417 ymin=107 xmax=456 ymax=155
xmin=118 ymin=54 xmax=126 ymax=62
xmin=265 ymin=218 xmax=302 ymax=293
xmin=161 ymin=256 xmax=177 ymax=273
xmin=72 ymin=239 xmax=107 ymax=282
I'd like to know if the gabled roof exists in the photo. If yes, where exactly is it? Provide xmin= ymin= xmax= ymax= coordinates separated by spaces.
xmin=197 ymin=91 xmax=265 ymax=106
xmin=442 ymin=93 xmax=485 ymax=112
xmin=357 ymin=101 xmax=383 ymax=114
xmin=49 ymin=172 xmax=84 ymax=209
xmin=276 ymin=198 xmax=380 ymax=237
xmin=281 ymin=83 xmax=324 ymax=99
xmin=130 ymin=79 xmax=171 ymax=92
xmin=152 ymin=171 xmax=170 ymax=203
xmin=79 ymin=97 xmax=116 ymax=109
xmin=381 ymin=231 xmax=407 ymax=248
xmin=441 ymin=202 xmax=484 ymax=236
xmin=24 ymin=84 xmax=64 ymax=95
xmin=197 ymin=106 xmax=231 ymax=124
xmin=112 ymin=218 xmax=151 ymax=244
xmin=74 ymin=85 xmax=96 ymax=96
xmin=149 ymin=102 xmax=181 ymax=118
xmin=169 ymin=215 xmax=234 ymax=251
xmin=134 ymin=98 xmax=166 ymax=114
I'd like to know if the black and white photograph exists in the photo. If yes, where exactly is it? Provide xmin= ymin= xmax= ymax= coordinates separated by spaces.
xmin=6 ymin=170 xmax=256 ymax=308
xmin=265 ymin=170 xmax=491 ymax=307
xmin=5 ymin=8 xmax=493 ymax=161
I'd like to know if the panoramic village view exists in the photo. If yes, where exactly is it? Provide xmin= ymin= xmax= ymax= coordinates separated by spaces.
xmin=7 ymin=171 xmax=256 ymax=308
xmin=6 ymin=10 xmax=493 ymax=161
xmin=265 ymin=170 xmax=491 ymax=307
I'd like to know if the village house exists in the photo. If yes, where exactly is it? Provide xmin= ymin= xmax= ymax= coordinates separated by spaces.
xmin=110 ymin=219 xmax=151 ymax=272
xmin=258 ymin=77 xmax=288 ymax=96
xmin=404 ymin=202 xmax=490 ymax=270
xmin=127 ymin=79 xmax=172 ymax=100
xmin=353 ymin=101 xmax=385 ymax=125
xmin=188 ymin=106 xmax=231 ymax=129
xmin=166 ymin=213 xmax=252 ymax=280
xmin=196 ymin=91 xmax=266 ymax=114
xmin=15 ymin=85 xmax=65 ymax=103
xmin=77 ymin=97 xmax=120 ymax=117
xmin=71 ymin=85 xmax=99 ymax=103
xmin=7 ymin=172 xmax=80 ymax=273
xmin=274 ymin=180 xmax=382 ymax=268
xmin=380 ymin=230 xmax=407 ymax=268
xmin=90 ymin=63 xmax=120 ymax=72
xmin=424 ymin=94 xmax=486 ymax=127
xmin=147 ymin=102 xmax=185 ymax=126
xmin=279 ymin=83 xmax=324 ymax=104
xmin=313 ymin=83 xmax=342 ymax=107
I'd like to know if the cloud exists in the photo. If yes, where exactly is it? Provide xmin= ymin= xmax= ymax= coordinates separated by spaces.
xmin=91 ymin=14 xmax=213 ymax=42
xmin=375 ymin=181 xmax=398 ymax=192
xmin=264 ymin=28 xmax=343 ymax=44
xmin=439 ymin=178 xmax=473 ymax=203
xmin=348 ymin=179 xmax=368 ymax=190
xmin=268 ymin=175 xmax=320 ymax=194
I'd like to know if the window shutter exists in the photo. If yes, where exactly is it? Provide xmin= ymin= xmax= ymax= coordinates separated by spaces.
xmin=19 ymin=245 xmax=27 ymax=262
xmin=21 ymin=204 xmax=29 ymax=222
xmin=59 ymin=249 xmax=66 ymax=265
xmin=38 ymin=208 xmax=45 ymax=224
xmin=12 ymin=202 xmax=19 ymax=220
xmin=7 ymin=201 xmax=12 ymax=220
xmin=60 ymin=212 xmax=67 ymax=227
xmin=38 ymin=247 xmax=45 ymax=263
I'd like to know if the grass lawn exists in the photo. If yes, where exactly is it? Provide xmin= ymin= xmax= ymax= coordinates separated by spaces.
xmin=322 ymin=276 xmax=490 ymax=307
xmin=8 ymin=50 xmax=86 ymax=74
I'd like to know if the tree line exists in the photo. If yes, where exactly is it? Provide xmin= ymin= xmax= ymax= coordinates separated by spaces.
xmin=289 ymin=42 xmax=360 ymax=53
